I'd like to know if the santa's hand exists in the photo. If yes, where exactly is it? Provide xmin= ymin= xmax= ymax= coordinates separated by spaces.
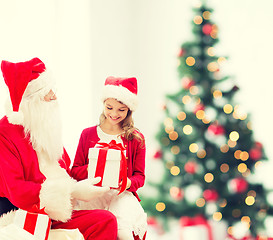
xmin=71 ymin=177 xmax=110 ymax=201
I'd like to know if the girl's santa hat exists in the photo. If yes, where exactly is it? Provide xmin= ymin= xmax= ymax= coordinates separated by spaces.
xmin=1 ymin=57 xmax=55 ymax=125
xmin=101 ymin=76 xmax=138 ymax=111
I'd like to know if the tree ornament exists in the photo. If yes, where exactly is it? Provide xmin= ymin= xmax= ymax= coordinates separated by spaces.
xmin=228 ymin=178 xmax=248 ymax=194
xmin=182 ymin=77 xmax=196 ymax=90
xmin=249 ymin=148 xmax=262 ymax=161
xmin=232 ymin=85 xmax=240 ymax=92
xmin=207 ymin=122 xmax=225 ymax=135
xmin=153 ymin=150 xmax=162 ymax=159
xmin=170 ymin=187 xmax=184 ymax=201
xmin=161 ymin=103 xmax=167 ymax=111
xmin=254 ymin=141 xmax=263 ymax=149
xmin=202 ymin=23 xmax=213 ymax=35
xmin=194 ymin=103 xmax=205 ymax=114
xmin=178 ymin=48 xmax=186 ymax=57
xmin=203 ymin=189 xmax=219 ymax=202
xmin=185 ymin=184 xmax=202 ymax=203
xmin=184 ymin=161 xmax=198 ymax=174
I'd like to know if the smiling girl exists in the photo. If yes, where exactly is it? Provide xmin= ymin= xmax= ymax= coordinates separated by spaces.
xmin=71 ymin=77 xmax=147 ymax=240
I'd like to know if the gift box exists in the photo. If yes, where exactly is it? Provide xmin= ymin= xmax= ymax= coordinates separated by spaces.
xmin=13 ymin=208 xmax=51 ymax=240
xmin=48 ymin=229 xmax=85 ymax=240
xmin=179 ymin=215 xmax=227 ymax=240
xmin=88 ymin=140 xmax=127 ymax=194
xmin=226 ymin=235 xmax=255 ymax=240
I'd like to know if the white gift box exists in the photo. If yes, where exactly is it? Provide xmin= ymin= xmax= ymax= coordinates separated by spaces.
xmin=179 ymin=216 xmax=227 ymax=240
xmin=13 ymin=209 xmax=51 ymax=240
xmin=209 ymin=219 xmax=228 ymax=240
xmin=88 ymin=147 xmax=122 ymax=188
xmin=48 ymin=229 xmax=85 ymax=240
xmin=181 ymin=225 xmax=208 ymax=240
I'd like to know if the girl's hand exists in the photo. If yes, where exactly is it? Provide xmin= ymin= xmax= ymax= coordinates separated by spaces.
xmin=118 ymin=177 xmax=131 ymax=190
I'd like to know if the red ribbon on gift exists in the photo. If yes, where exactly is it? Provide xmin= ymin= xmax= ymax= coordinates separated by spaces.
xmin=180 ymin=215 xmax=213 ymax=240
xmin=95 ymin=140 xmax=128 ymax=195
xmin=227 ymin=234 xmax=255 ymax=240
xmin=23 ymin=205 xmax=51 ymax=240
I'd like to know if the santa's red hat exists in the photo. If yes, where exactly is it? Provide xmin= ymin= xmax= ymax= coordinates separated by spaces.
xmin=101 ymin=76 xmax=138 ymax=111
xmin=1 ymin=57 xmax=55 ymax=125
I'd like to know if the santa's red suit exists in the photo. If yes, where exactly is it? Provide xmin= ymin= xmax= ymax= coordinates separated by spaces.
xmin=0 ymin=58 xmax=118 ymax=240
xmin=0 ymin=116 xmax=117 ymax=239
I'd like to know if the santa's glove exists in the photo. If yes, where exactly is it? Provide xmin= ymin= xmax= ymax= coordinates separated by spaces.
xmin=71 ymin=177 xmax=110 ymax=201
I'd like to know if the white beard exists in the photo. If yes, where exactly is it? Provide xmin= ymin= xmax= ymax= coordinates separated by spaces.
xmin=19 ymin=97 xmax=64 ymax=165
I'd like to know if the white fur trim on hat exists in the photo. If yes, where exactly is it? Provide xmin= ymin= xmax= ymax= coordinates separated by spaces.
xmin=102 ymin=85 xmax=138 ymax=111
xmin=24 ymin=70 xmax=55 ymax=99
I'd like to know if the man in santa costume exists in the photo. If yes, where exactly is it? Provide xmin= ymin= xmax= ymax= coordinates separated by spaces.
xmin=0 ymin=57 xmax=118 ymax=239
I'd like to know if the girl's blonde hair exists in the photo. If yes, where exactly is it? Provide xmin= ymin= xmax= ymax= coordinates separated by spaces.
xmin=99 ymin=109 xmax=144 ymax=144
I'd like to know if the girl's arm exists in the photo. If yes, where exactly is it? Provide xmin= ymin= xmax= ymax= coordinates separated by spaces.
xmin=70 ymin=131 xmax=89 ymax=181
xmin=128 ymin=137 xmax=146 ymax=192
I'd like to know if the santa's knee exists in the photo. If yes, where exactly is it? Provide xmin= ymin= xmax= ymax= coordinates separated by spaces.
xmin=98 ymin=210 xmax=118 ymax=235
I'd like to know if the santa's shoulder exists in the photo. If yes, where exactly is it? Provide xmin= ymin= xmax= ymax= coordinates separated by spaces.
xmin=0 ymin=116 xmax=23 ymax=138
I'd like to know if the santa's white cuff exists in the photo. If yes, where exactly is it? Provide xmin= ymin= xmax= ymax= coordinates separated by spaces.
xmin=40 ymin=177 xmax=75 ymax=222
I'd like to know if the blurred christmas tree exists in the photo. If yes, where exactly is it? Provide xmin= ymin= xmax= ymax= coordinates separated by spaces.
xmin=141 ymin=1 xmax=273 ymax=237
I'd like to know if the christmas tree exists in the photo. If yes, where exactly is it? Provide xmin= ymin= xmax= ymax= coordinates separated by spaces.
xmin=141 ymin=2 xmax=272 ymax=238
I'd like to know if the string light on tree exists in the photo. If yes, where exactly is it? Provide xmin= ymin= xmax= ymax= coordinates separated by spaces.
xmin=170 ymin=166 xmax=180 ymax=176
xmin=183 ymin=125 xmax=193 ymax=135
xmin=193 ymin=15 xmax=203 ymax=25
xmin=202 ymin=10 xmax=211 ymax=20
xmin=207 ymin=47 xmax=215 ymax=56
xmin=220 ymin=163 xmax=229 ymax=173
xmin=213 ymin=212 xmax=223 ymax=221
xmin=196 ymin=198 xmax=206 ymax=207
xmin=171 ymin=145 xmax=180 ymax=155
xmin=177 ymin=111 xmax=186 ymax=121
xmin=204 ymin=173 xmax=214 ymax=183
xmin=207 ymin=61 xmax=219 ymax=72
xmin=223 ymin=104 xmax=233 ymax=114
xmin=156 ymin=202 xmax=166 ymax=212
xmin=229 ymin=131 xmax=240 ymax=141
xmin=186 ymin=56 xmax=196 ymax=66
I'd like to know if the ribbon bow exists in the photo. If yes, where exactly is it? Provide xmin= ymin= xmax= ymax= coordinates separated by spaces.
xmin=95 ymin=140 xmax=128 ymax=195
xmin=27 ymin=205 xmax=47 ymax=215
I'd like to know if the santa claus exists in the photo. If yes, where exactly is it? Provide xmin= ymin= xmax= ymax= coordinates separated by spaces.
xmin=0 ymin=58 xmax=117 ymax=239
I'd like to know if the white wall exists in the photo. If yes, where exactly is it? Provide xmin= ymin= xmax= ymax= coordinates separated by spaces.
xmin=0 ymin=0 xmax=273 ymax=170
xmin=0 ymin=0 xmax=93 ymax=158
